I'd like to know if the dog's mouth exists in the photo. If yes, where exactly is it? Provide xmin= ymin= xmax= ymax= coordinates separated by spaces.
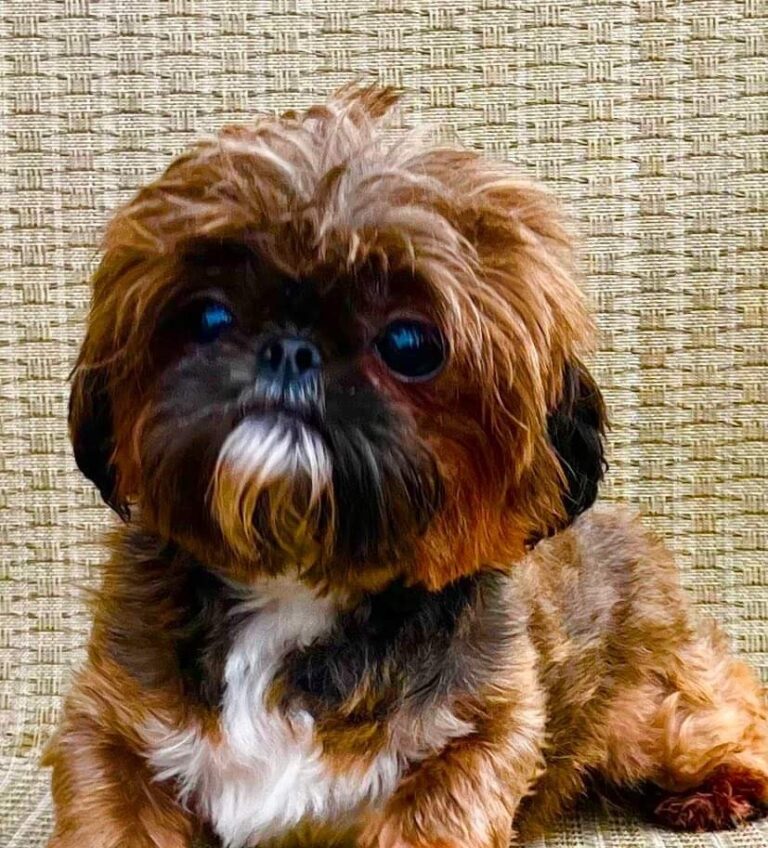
xmin=236 ymin=395 xmax=325 ymax=435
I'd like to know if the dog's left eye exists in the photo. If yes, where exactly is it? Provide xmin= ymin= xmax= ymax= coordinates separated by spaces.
xmin=196 ymin=302 xmax=234 ymax=343
xmin=374 ymin=319 xmax=446 ymax=381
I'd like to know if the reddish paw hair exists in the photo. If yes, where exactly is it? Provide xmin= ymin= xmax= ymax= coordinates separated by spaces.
xmin=653 ymin=766 xmax=768 ymax=832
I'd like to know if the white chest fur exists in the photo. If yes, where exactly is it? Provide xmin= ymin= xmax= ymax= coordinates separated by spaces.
xmin=143 ymin=578 xmax=471 ymax=848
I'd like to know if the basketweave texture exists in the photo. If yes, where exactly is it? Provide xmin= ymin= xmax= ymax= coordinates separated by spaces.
xmin=1 ymin=1 xmax=766 ymax=846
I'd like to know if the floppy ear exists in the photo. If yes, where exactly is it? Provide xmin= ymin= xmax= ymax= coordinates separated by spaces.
xmin=69 ymin=365 xmax=129 ymax=519
xmin=547 ymin=359 xmax=608 ymax=523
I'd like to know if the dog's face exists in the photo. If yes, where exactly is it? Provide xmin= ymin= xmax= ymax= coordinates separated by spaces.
xmin=70 ymin=87 xmax=606 ymax=591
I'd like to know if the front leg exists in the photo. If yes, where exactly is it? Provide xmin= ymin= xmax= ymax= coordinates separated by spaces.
xmin=360 ymin=700 xmax=545 ymax=848
xmin=45 ymin=709 xmax=195 ymax=848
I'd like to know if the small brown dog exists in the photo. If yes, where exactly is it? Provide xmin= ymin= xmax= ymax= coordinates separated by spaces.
xmin=46 ymin=87 xmax=768 ymax=848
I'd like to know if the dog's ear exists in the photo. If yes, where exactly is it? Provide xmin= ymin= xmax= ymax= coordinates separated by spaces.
xmin=547 ymin=359 xmax=607 ymax=523
xmin=69 ymin=364 xmax=129 ymax=519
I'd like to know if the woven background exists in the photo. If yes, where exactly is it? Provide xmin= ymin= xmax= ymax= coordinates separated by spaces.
xmin=1 ymin=0 xmax=766 ymax=845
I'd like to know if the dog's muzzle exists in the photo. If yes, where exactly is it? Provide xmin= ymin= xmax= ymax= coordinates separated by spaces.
xmin=241 ymin=334 xmax=325 ymax=426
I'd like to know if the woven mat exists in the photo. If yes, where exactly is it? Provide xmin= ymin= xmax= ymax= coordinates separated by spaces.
xmin=1 ymin=1 xmax=766 ymax=845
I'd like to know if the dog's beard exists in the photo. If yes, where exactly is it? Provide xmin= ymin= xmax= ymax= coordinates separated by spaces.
xmin=137 ymin=349 xmax=444 ymax=580
xmin=209 ymin=401 xmax=443 ymax=575
xmin=212 ymin=414 xmax=333 ymax=567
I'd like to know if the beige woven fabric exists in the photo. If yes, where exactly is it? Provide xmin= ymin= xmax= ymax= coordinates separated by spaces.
xmin=1 ymin=1 xmax=766 ymax=845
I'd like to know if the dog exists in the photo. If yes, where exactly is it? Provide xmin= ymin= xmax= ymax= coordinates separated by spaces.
xmin=45 ymin=86 xmax=768 ymax=848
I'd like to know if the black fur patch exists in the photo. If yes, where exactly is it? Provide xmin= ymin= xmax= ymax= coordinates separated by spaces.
xmin=69 ymin=368 xmax=128 ymax=519
xmin=173 ymin=561 xmax=241 ymax=709
xmin=276 ymin=572 xmax=499 ymax=722
xmin=322 ymin=387 xmax=444 ymax=565
xmin=547 ymin=360 xmax=608 ymax=523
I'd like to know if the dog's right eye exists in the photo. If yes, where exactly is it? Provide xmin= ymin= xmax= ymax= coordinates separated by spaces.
xmin=195 ymin=302 xmax=234 ymax=343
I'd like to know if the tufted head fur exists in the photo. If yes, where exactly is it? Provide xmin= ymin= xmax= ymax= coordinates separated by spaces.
xmin=69 ymin=85 xmax=606 ymax=591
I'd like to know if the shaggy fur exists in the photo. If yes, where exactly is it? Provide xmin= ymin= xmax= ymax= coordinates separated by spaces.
xmin=46 ymin=86 xmax=768 ymax=848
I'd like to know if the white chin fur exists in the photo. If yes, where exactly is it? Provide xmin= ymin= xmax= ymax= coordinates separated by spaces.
xmin=211 ymin=414 xmax=332 ymax=563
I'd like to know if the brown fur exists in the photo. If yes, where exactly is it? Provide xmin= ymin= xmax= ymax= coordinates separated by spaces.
xmin=43 ymin=658 xmax=198 ymax=848
xmin=69 ymin=85 xmax=590 ymax=590
xmin=48 ymin=87 xmax=768 ymax=848
xmin=515 ymin=508 xmax=768 ymax=839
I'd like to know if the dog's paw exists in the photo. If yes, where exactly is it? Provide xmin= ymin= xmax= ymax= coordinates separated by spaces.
xmin=653 ymin=765 xmax=768 ymax=832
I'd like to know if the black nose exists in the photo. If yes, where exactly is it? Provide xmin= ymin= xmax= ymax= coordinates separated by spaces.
xmin=258 ymin=336 xmax=322 ymax=386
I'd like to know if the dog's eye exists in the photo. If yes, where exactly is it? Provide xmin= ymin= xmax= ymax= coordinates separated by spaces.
xmin=196 ymin=302 xmax=234 ymax=343
xmin=374 ymin=319 xmax=446 ymax=381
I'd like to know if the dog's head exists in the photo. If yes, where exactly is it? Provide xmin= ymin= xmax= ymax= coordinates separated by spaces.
xmin=70 ymin=86 xmax=606 ymax=591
